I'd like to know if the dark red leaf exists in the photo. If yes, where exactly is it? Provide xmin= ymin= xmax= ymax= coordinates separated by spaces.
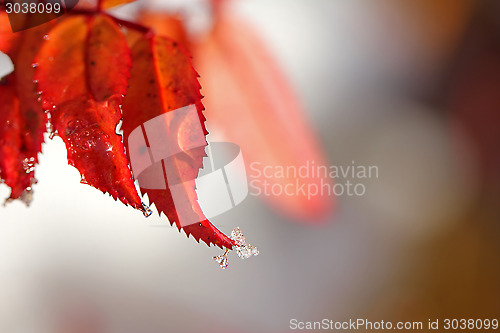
xmin=121 ymin=30 xmax=234 ymax=249
xmin=0 ymin=82 xmax=24 ymax=199
xmin=0 ymin=17 xmax=53 ymax=202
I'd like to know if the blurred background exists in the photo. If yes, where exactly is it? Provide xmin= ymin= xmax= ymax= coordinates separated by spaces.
xmin=0 ymin=0 xmax=499 ymax=332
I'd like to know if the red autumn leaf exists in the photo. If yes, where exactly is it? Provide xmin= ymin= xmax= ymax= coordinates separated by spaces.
xmin=34 ymin=14 xmax=144 ymax=210
xmin=1 ymin=5 xmax=238 ymax=252
xmin=0 ymin=16 xmax=53 ymax=202
xmin=0 ymin=84 xmax=22 ymax=197
xmin=121 ymin=30 xmax=234 ymax=249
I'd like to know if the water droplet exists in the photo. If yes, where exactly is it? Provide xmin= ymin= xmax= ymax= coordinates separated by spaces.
xmin=20 ymin=187 xmax=33 ymax=206
xmin=43 ymin=35 xmax=50 ymax=40
xmin=142 ymin=203 xmax=152 ymax=217
xmin=230 ymin=227 xmax=246 ymax=246
xmin=22 ymin=157 xmax=36 ymax=173
xmin=115 ymin=119 xmax=123 ymax=135
xmin=81 ymin=140 xmax=96 ymax=151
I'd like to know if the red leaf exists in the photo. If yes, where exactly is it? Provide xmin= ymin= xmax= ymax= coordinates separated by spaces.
xmin=0 ymin=83 xmax=23 ymax=198
xmin=0 ymin=17 xmax=53 ymax=202
xmin=121 ymin=30 xmax=234 ymax=249
xmin=34 ymin=14 xmax=143 ymax=210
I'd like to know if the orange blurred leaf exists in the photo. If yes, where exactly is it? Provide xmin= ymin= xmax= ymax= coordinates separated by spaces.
xmin=194 ymin=15 xmax=334 ymax=221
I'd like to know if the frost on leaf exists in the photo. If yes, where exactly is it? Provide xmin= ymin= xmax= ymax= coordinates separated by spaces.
xmin=213 ymin=227 xmax=259 ymax=269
